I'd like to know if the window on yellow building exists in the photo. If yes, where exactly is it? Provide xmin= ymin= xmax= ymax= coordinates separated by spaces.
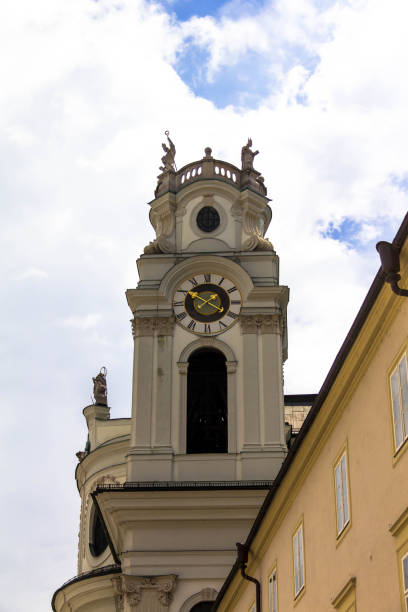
xmin=293 ymin=522 xmax=305 ymax=598
xmin=334 ymin=451 xmax=350 ymax=536
xmin=402 ymin=553 xmax=408 ymax=611
xmin=390 ymin=353 xmax=408 ymax=452
xmin=269 ymin=567 xmax=278 ymax=612
xmin=390 ymin=506 xmax=408 ymax=611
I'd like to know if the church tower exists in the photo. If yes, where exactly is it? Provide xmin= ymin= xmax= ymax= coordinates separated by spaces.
xmin=52 ymin=137 xmax=289 ymax=612
xmin=126 ymin=137 xmax=288 ymax=483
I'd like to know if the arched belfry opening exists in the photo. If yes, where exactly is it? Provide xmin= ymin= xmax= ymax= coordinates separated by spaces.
xmin=187 ymin=348 xmax=227 ymax=454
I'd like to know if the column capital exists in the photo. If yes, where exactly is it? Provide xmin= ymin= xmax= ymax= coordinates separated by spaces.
xmin=226 ymin=360 xmax=238 ymax=373
xmin=112 ymin=574 xmax=177 ymax=610
xmin=239 ymin=314 xmax=258 ymax=334
xmin=239 ymin=314 xmax=282 ymax=335
xmin=257 ymin=314 xmax=282 ymax=335
xmin=177 ymin=361 xmax=189 ymax=375
xmin=131 ymin=316 xmax=175 ymax=338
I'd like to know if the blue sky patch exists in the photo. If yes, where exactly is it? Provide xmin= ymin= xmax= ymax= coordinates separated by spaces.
xmin=390 ymin=173 xmax=408 ymax=192
xmin=159 ymin=0 xmax=265 ymax=21
xmin=320 ymin=218 xmax=363 ymax=248
xmin=175 ymin=45 xmax=275 ymax=107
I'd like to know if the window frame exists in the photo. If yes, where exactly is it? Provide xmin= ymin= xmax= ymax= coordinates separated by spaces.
xmin=402 ymin=552 xmax=408 ymax=611
xmin=333 ymin=443 xmax=352 ymax=542
xmin=389 ymin=348 xmax=408 ymax=458
xmin=292 ymin=518 xmax=305 ymax=601
xmin=268 ymin=564 xmax=278 ymax=612
xmin=389 ymin=505 xmax=408 ymax=611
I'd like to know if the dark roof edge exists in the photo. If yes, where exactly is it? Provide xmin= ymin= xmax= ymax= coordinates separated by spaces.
xmin=51 ymin=565 xmax=121 ymax=611
xmin=214 ymin=211 xmax=408 ymax=610
xmin=284 ymin=393 xmax=317 ymax=404
xmin=93 ymin=480 xmax=274 ymax=493
xmin=91 ymin=491 xmax=121 ymax=566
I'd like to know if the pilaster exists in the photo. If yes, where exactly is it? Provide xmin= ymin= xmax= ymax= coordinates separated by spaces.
xmin=127 ymin=316 xmax=175 ymax=482
xmin=240 ymin=316 xmax=261 ymax=449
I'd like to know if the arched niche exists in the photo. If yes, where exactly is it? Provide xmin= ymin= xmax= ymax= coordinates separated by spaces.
xmin=179 ymin=588 xmax=218 ymax=612
xmin=187 ymin=347 xmax=227 ymax=453
xmin=177 ymin=337 xmax=237 ymax=455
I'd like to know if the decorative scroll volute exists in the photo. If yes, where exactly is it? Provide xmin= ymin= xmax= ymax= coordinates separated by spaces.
xmin=144 ymin=201 xmax=176 ymax=254
xmin=241 ymin=207 xmax=274 ymax=252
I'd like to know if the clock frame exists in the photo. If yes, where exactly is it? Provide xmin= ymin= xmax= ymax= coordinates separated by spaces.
xmin=173 ymin=273 xmax=241 ymax=335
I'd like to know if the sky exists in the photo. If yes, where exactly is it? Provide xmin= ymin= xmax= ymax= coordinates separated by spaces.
xmin=1 ymin=0 xmax=408 ymax=609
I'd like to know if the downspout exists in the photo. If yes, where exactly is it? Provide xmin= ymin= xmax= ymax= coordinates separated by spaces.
xmin=236 ymin=543 xmax=261 ymax=612
xmin=376 ymin=241 xmax=408 ymax=297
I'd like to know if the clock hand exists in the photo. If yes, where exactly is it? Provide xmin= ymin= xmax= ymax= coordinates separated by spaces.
xmin=197 ymin=293 xmax=218 ymax=309
xmin=198 ymin=294 xmax=224 ymax=313
xmin=207 ymin=300 xmax=224 ymax=313
xmin=189 ymin=291 xmax=224 ymax=313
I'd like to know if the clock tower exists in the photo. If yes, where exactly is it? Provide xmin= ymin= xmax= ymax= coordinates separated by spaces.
xmin=126 ymin=139 xmax=288 ymax=485
xmin=53 ymin=137 xmax=289 ymax=612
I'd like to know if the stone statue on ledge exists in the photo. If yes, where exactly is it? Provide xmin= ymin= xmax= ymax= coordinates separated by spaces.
xmin=93 ymin=367 xmax=108 ymax=406
xmin=241 ymin=137 xmax=259 ymax=170
xmin=159 ymin=131 xmax=176 ymax=173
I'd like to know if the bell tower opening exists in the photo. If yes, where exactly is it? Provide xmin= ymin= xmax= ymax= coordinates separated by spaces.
xmin=187 ymin=348 xmax=227 ymax=454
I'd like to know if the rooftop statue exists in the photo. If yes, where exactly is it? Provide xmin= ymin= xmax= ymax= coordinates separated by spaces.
xmin=159 ymin=131 xmax=176 ymax=173
xmin=93 ymin=367 xmax=108 ymax=406
xmin=241 ymin=138 xmax=259 ymax=170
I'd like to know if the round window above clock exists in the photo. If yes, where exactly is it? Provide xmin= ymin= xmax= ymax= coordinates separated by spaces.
xmin=196 ymin=206 xmax=220 ymax=233
xmin=173 ymin=273 xmax=242 ymax=335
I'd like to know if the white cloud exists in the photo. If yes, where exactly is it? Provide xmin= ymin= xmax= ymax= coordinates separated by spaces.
xmin=1 ymin=1 xmax=408 ymax=610
xmin=17 ymin=266 xmax=48 ymax=280
xmin=59 ymin=313 xmax=103 ymax=330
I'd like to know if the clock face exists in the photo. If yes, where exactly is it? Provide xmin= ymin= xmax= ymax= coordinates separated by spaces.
xmin=173 ymin=273 xmax=241 ymax=335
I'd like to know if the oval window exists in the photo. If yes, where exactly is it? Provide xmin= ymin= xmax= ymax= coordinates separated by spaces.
xmin=196 ymin=206 xmax=220 ymax=233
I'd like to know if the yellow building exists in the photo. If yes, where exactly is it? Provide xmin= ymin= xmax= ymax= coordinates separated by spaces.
xmin=215 ymin=212 xmax=408 ymax=611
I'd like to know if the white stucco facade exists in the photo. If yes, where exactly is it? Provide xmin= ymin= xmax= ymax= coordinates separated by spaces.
xmin=53 ymin=145 xmax=290 ymax=612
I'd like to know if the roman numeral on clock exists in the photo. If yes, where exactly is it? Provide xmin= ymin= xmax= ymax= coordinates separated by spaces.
xmin=227 ymin=286 xmax=237 ymax=294
xmin=173 ymin=301 xmax=183 ymax=307
xmin=176 ymin=312 xmax=187 ymax=321
xmin=227 ymin=310 xmax=238 ymax=319
xmin=219 ymin=321 xmax=227 ymax=329
xmin=231 ymin=300 xmax=240 ymax=304
xmin=204 ymin=274 xmax=211 ymax=283
xmin=187 ymin=320 xmax=196 ymax=330
xmin=189 ymin=277 xmax=198 ymax=286
xmin=204 ymin=324 xmax=211 ymax=334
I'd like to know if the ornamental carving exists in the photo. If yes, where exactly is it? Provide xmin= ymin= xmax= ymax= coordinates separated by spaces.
xmin=239 ymin=315 xmax=258 ymax=334
xmin=144 ymin=200 xmax=176 ymax=254
xmin=113 ymin=574 xmax=177 ymax=609
xmin=240 ymin=314 xmax=282 ymax=335
xmin=242 ymin=208 xmax=274 ymax=252
xmin=131 ymin=316 xmax=175 ymax=338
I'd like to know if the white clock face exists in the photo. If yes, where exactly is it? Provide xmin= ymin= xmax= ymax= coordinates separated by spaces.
xmin=173 ymin=273 xmax=242 ymax=335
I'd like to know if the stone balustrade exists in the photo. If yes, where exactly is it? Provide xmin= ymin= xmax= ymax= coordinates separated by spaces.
xmin=155 ymin=148 xmax=267 ymax=198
